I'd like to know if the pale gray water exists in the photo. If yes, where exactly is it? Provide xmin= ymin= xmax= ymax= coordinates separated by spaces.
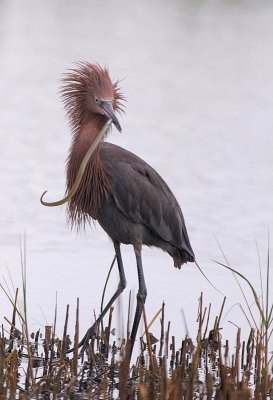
xmin=0 ymin=0 xmax=273 ymax=347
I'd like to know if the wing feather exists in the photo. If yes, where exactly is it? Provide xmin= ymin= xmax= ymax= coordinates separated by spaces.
xmin=100 ymin=143 xmax=194 ymax=257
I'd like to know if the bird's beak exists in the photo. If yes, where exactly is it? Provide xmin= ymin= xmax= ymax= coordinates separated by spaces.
xmin=100 ymin=100 xmax=122 ymax=132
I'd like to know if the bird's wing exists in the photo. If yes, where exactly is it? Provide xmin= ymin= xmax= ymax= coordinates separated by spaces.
xmin=101 ymin=143 xmax=194 ymax=256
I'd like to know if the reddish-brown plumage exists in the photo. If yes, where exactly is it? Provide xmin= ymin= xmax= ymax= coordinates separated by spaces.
xmin=63 ymin=63 xmax=124 ymax=226
xmin=61 ymin=63 xmax=124 ymax=134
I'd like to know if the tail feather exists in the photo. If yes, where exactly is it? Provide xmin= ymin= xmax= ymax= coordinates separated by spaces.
xmin=173 ymin=247 xmax=195 ymax=269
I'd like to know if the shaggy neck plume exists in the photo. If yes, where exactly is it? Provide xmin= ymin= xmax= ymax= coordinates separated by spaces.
xmin=66 ymin=114 xmax=110 ymax=227
xmin=60 ymin=62 xmax=124 ymax=228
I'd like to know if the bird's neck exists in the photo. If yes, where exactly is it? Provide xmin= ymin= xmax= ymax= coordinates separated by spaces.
xmin=66 ymin=114 xmax=110 ymax=224
xmin=71 ymin=115 xmax=108 ymax=158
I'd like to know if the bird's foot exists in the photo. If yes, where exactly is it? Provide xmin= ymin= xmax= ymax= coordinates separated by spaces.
xmin=79 ymin=325 xmax=98 ymax=357
xmin=66 ymin=323 xmax=98 ymax=357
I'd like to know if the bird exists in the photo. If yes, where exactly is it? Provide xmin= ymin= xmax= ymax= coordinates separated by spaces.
xmin=41 ymin=62 xmax=195 ymax=358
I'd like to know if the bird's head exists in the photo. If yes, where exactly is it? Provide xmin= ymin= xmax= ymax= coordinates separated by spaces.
xmin=61 ymin=62 xmax=125 ymax=134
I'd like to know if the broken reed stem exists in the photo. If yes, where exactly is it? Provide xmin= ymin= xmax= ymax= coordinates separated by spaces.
xmin=217 ymin=328 xmax=226 ymax=398
xmin=203 ymin=303 xmax=211 ymax=340
xmin=212 ymin=296 xmax=226 ymax=343
xmin=104 ymin=306 xmax=114 ymax=358
xmin=48 ymin=292 xmax=58 ymax=376
xmin=234 ymin=328 xmax=241 ymax=384
xmin=198 ymin=292 xmax=203 ymax=330
xmin=186 ymin=320 xmax=202 ymax=400
xmin=73 ymin=298 xmax=80 ymax=376
xmin=165 ymin=321 xmax=170 ymax=359
xmin=141 ymin=306 xmax=162 ymax=339
xmin=158 ymin=301 xmax=165 ymax=357
xmin=118 ymin=343 xmax=131 ymax=400
xmin=241 ymin=339 xmax=245 ymax=371
xmin=44 ymin=325 xmax=52 ymax=362
xmin=1 ymin=344 xmax=6 ymax=393
xmin=8 ymin=288 xmax=18 ymax=352
xmin=61 ymin=304 xmax=69 ymax=359
xmin=19 ymin=237 xmax=35 ymax=390
xmin=216 ymin=296 xmax=226 ymax=331
xmin=224 ymin=339 xmax=229 ymax=367
xmin=142 ymin=302 xmax=154 ymax=372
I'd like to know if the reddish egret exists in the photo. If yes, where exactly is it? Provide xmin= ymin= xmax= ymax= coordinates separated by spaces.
xmin=41 ymin=62 xmax=195 ymax=357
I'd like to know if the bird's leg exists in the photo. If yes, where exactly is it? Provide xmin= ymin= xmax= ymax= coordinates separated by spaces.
xmin=129 ymin=246 xmax=147 ymax=358
xmin=68 ymin=240 xmax=126 ymax=356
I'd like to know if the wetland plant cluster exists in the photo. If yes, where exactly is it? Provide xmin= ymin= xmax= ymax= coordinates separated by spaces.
xmin=0 ymin=292 xmax=272 ymax=399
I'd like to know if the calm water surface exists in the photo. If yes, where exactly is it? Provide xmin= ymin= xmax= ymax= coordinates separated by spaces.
xmin=0 ymin=0 xmax=273 ymax=347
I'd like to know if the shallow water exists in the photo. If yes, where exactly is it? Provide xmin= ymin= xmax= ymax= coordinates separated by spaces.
xmin=0 ymin=0 xmax=273 ymax=347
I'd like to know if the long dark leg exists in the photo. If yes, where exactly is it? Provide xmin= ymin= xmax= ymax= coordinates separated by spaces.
xmin=67 ymin=240 xmax=126 ymax=355
xmin=129 ymin=246 xmax=147 ymax=358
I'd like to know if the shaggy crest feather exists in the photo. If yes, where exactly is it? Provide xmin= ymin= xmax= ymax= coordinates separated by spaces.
xmin=61 ymin=62 xmax=125 ymax=135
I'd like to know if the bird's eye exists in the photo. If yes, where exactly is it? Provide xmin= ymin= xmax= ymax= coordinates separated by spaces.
xmin=95 ymin=97 xmax=99 ymax=104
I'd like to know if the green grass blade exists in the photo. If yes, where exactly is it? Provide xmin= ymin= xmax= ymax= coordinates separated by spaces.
xmin=212 ymin=259 xmax=266 ymax=326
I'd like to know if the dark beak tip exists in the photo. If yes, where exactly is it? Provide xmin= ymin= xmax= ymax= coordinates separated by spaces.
xmin=101 ymin=100 xmax=122 ymax=132
xmin=116 ymin=124 xmax=122 ymax=133
xmin=112 ymin=115 xmax=122 ymax=133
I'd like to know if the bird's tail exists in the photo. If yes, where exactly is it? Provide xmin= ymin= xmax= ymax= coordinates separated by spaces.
xmin=173 ymin=247 xmax=195 ymax=269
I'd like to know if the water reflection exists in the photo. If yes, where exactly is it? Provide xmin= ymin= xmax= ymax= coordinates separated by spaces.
xmin=0 ymin=0 xmax=272 ymax=343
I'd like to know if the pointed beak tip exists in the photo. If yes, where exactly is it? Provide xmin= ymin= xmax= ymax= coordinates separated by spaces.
xmin=111 ymin=114 xmax=122 ymax=133
xmin=116 ymin=124 xmax=122 ymax=133
xmin=101 ymin=100 xmax=122 ymax=133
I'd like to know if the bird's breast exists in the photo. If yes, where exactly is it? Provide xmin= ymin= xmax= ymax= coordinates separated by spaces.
xmin=66 ymin=148 xmax=110 ymax=227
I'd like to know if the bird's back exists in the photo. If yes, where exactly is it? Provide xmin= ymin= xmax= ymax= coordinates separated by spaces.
xmin=97 ymin=142 xmax=194 ymax=268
